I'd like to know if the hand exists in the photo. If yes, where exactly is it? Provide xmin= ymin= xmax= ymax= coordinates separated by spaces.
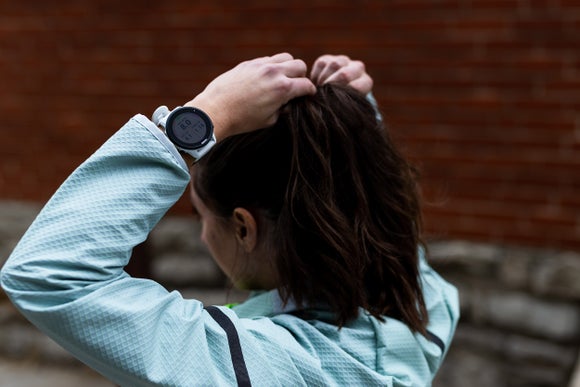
xmin=186 ymin=53 xmax=316 ymax=141
xmin=310 ymin=54 xmax=373 ymax=95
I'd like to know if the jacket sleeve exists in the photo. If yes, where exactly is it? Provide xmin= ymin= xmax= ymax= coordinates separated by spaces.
xmin=0 ymin=115 xmax=273 ymax=386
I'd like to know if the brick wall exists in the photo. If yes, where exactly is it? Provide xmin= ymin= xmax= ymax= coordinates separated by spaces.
xmin=0 ymin=0 xmax=578 ymax=250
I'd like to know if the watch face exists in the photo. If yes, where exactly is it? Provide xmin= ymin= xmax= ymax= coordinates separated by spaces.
xmin=166 ymin=107 xmax=213 ymax=149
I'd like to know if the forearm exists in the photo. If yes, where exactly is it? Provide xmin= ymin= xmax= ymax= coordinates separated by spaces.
xmin=0 ymin=114 xmax=189 ymax=313
xmin=0 ymin=114 xmax=198 ymax=384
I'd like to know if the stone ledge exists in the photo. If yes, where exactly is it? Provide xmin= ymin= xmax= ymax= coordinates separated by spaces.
xmin=2 ymin=201 xmax=579 ymax=387
xmin=439 ymin=324 xmax=579 ymax=387
xmin=429 ymin=240 xmax=580 ymax=302
xmin=0 ymin=358 xmax=113 ymax=387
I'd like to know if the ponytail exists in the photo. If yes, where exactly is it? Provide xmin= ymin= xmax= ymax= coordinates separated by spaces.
xmin=195 ymin=84 xmax=428 ymax=332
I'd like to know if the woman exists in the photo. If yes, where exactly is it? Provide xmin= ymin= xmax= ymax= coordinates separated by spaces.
xmin=1 ymin=53 xmax=458 ymax=386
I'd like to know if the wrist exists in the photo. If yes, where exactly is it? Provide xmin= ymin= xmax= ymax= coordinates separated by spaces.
xmin=152 ymin=105 xmax=216 ymax=165
xmin=185 ymin=95 xmax=231 ymax=142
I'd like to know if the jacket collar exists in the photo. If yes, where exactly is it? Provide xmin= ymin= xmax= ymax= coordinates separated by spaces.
xmin=231 ymin=290 xmax=299 ymax=318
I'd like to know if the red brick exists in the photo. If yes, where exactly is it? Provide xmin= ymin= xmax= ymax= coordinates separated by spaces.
xmin=0 ymin=0 xmax=577 ymax=250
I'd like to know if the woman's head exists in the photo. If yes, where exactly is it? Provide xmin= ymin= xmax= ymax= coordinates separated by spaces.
xmin=191 ymin=84 xmax=428 ymax=332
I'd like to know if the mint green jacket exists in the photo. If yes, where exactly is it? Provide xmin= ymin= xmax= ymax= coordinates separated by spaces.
xmin=1 ymin=114 xmax=459 ymax=386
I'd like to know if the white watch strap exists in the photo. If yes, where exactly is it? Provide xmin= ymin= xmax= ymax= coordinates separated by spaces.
xmin=182 ymin=135 xmax=217 ymax=160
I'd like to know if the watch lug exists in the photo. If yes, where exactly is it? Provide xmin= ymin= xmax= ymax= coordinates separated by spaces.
xmin=152 ymin=105 xmax=171 ymax=127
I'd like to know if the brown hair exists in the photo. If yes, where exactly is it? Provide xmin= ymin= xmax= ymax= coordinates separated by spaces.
xmin=194 ymin=84 xmax=428 ymax=333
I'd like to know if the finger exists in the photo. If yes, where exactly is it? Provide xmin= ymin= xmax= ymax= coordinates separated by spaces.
xmin=311 ymin=54 xmax=348 ymax=79
xmin=269 ymin=52 xmax=294 ymax=63
xmin=285 ymin=77 xmax=317 ymax=100
xmin=242 ymin=53 xmax=293 ymax=68
xmin=323 ymin=60 xmax=365 ymax=85
xmin=264 ymin=111 xmax=280 ymax=128
xmin=316 ymin=63 xmax=339 ymax=85
xmin=276 ymin=58 xmax=309 ymax=78
xmin=348 ymin=74 xmax=374 ymax=95
xmin=310 ymin=55 xmax=330 ymax=83
xmin=263 ymin=78 xmax=316 ymax=128
xmin=312 ymin=55 xmax=350 ymax=85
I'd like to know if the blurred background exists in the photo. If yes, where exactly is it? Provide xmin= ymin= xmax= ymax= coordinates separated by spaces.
xmin=0 ymin=1 xmax=578 ymax=386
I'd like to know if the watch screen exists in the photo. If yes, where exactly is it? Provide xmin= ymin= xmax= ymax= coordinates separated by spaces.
xmin=173 ymin=112 xmax=206 ymax=145
xmin=166 ymin=107 xmax=213 ymax=150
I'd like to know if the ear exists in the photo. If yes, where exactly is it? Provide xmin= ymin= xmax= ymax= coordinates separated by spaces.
xmin=232 ymin=208 xmax=258 ymax=253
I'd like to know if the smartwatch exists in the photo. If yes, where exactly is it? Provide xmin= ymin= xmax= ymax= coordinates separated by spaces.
xmin=152 ymin=105 xmax=216 ymax=161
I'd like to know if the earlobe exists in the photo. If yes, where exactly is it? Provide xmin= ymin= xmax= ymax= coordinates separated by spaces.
xmin=232 ymin=208 xmax=258 ymax=253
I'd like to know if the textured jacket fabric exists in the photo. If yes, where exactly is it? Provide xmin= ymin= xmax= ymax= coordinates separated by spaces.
xmin=1 ymin=114 xmax=459 ymax=386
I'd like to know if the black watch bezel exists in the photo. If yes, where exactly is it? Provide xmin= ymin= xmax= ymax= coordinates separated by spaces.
xmin=165 ymin=107 xmax=214 ymax=150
